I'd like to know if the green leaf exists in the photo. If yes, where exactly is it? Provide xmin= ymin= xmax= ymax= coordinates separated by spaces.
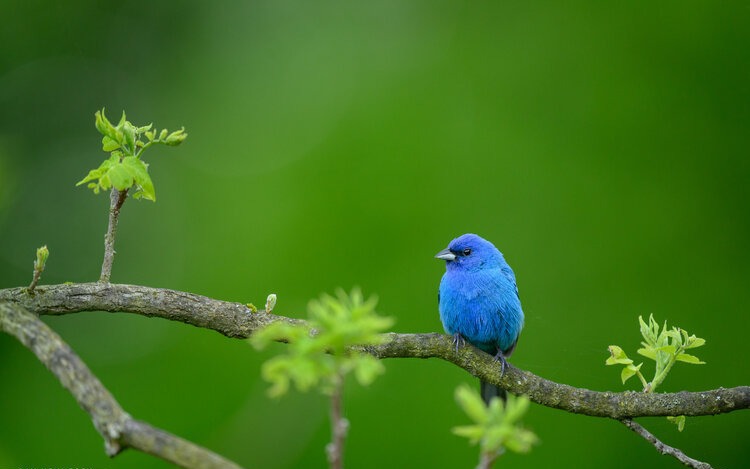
xmin=352 ymin=354 xmax=385 ymax=386
xmin=122 ymin=156 xmax=155 ymax=201
xmin=505 ymin=428 xmax=539 ymax=453
xmin=663 ymin=329 xmax=681 ymax=343
xmin=667 ymin=415 xmax=686 ymax=432
xmin=636 ymin=347 xmax=656 ymax=360
xmin=287 ymin=357 xmax=321 ymax=392
xmin=486 ymin=395 xmax=504 ymax=417
xmin=455 ymin=384 xmax=488 ymax=424
xmin=656 ymin=345 xmax=676 ymax=355
xmin=503 ymin=394 xmax=530 ymax=424
xmin=675 ymin=353 xmax=705 ymax=364
xmin=639 ymin=315 xmax=656 ymax=345
xmin=122 ymin=121 xmax=137 ymax=154
xmin=106 ymin=161 xmax=134 ymax=190
xmin=621 ymin=363 xmax=642 ymax=384
xmin=94 ymin=109 xmax=119 ymax=141
xmin=606 ymin=345 xmax=632 ymax=365
xmin=250 ymin=321 xmax=305 ymax=349
xmin=685 ymin=336 xmax=706 ymax=349
xmin=102 ymin=136 xmax=120 ymax=152
xmin=76 ymin=154 xmax=118 ymax=189
xmin=77 ymin=168 xmax=102 ymax=187
xmin=483 ymin=426 xmax=508 ymax=453
xmin=261 ymin=357 xmax=292 ymax=398
xmin=116 ymin=110 xmax=127 ymax=128
xmin=452 ymin=425 xmax=484 ymax=444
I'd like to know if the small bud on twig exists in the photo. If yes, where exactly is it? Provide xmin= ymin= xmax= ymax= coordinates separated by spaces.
xmin=164 ymin=127 xmax=188 ymax=146
xmin=265 ymin=294 xmax=277 ymax=313
xmin=28 ymin=245 xmax=49 ymax=293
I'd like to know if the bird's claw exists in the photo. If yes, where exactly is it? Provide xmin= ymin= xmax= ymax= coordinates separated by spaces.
xmin=452 ymin=333 xmax=466 ymax=354
xmin=493 ymin=350 xmax=508 ymax=376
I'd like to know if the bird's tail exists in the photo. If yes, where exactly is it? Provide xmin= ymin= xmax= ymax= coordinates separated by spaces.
xmin=480 ymin=379 xmax=506 ymax=405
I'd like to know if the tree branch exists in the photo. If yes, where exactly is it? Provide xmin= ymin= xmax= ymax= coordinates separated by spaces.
xmin=0 ymin=301 xmax=244 ymax=469
xmin=100 ymin=188 xmax=127 ymax=283
xmin=1 ymin=282 xmax=748 ymax=419
xmin=326 ymin=373 xmax=348 ymax=469
xmin=621 ymin=419 xmax=713 ymax=469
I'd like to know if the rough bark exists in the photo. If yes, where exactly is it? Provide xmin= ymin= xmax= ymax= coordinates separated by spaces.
xmin=2 ymin=282 xmax=748 ymax=419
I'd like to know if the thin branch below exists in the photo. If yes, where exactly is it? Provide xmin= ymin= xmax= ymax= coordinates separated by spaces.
xmin=621 ymin=419 xmax=713 ymax=469
xmin=1 ymin=282 xmax=749 ymax=419
xmin=0 ymin=302 xmax=244 ymax=469
xmin=326 ymin=373 xmax=348 ymax=469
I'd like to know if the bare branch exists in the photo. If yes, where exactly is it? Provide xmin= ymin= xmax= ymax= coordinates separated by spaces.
xmin=621 ymin=419 xmax=713 ymax=469
xmin=0 ymin=301 xmax=244 ymax=469
xmin=366 ymin=332 xmax=750 ymax=419
xmin=1 ymin=282 xmax=749 ymax=419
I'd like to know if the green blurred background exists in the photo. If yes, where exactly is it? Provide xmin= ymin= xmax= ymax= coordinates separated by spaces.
xmin=1 ymin=1 xmax=749 ymax=468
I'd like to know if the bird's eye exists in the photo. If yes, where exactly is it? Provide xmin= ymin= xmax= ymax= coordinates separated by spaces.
xmin=463 ymin=248 xmax=472 ymax=256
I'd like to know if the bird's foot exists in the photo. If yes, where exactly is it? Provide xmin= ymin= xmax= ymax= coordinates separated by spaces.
xmin=492 ymin=350 xmax=509 ymax=376
xmin=452 ymin=333 xmax=466 ymax=354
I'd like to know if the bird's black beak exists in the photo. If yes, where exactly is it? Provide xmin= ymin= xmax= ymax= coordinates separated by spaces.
xmin=435 ymin=248 xmax=456 ymax=261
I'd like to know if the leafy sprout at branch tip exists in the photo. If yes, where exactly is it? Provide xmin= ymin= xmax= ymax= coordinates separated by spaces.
xmin=606 ymin=314 xmax=706 ymax=391
xmin=78 ymin=108 xmax=188 ymax=202
xmin=606 ymin=314 xmax=706 ymax=430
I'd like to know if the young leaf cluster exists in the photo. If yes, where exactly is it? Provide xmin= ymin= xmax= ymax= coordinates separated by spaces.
xmin=606 ymin=314 xmax=706 ymax=431
xmin=452 ymin=385 xmax=538 ymax=460
xmin=606 ymin=314 xmax=705 ymax=393
xmin=251 ymin=288 xmax=394 ymax=397
xmin=76 ymin=109 xmax=187 ymax=201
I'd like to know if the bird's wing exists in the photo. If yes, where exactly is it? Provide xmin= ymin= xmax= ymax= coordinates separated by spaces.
xmin=500 ymin=265 xmax=520 ymax=299
xmin=504 ymin=336 xmax=519 ymax=358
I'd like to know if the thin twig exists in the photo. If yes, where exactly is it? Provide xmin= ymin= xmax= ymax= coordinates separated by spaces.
xmin=0 ymin=282 xmax=749 ymax=419
xmin=28 ymin=245 xmax=49 ymax=293
xmin=0 ymin=301 xmax=244 ymax=469
xmin=28 ymin=264 xmax=43 ymax=293
xmin=621 ymin=419 xmax=713 ymax=469
xmin=477 ymin=450 xmax=500 ymax=469
xmin=100 ymin=188 xmax=127 ymax=283
xmin=28 ymin=272 xmax=42 ymax=292
xmin=326 ymin=373 xmax=348 ymax=469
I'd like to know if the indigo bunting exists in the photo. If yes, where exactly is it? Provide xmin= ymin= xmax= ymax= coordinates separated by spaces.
xmin=436 ymin=233 xmax=524 ymax=403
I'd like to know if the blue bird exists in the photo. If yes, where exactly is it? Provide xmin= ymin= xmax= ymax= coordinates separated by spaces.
xmin=436 ymin=233 xmax=524 ymax=403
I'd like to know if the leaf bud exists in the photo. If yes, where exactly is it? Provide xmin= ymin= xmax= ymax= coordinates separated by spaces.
xmin=165 ymin=128 xmax=188 ymax=146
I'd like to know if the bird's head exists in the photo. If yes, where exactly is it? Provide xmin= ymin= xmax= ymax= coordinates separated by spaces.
xmin=435 ymin=233 xmax=504 ymax=272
